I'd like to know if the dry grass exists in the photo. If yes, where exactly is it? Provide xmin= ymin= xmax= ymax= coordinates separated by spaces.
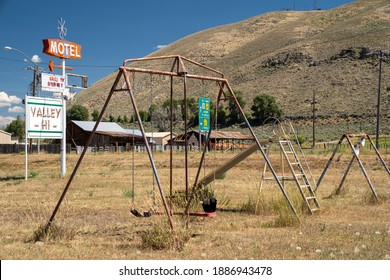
xmin=0 ymin=148 xmax=389 ymax=260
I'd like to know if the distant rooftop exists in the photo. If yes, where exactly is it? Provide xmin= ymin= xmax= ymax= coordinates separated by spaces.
xmin=71 ymin=121 xmax=144 ymax=138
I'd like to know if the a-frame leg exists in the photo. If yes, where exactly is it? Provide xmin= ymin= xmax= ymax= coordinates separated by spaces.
xmin=315 ymin=135 xmax=345 ymax=192
xmin=335 ymin=156 xmax=355 ymax=195
xmin=345 ymin=135 xmax=379 ymax=201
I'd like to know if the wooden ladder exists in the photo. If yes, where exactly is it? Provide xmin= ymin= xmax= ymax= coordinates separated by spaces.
xmin=278 ymin=140 xmax=320 ymax=214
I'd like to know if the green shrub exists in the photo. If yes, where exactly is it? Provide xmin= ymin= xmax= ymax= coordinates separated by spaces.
xmin=122 ymin=189 xmax=135 ymax=199
xmin=29 ymin=171 xmax=39 ymax=178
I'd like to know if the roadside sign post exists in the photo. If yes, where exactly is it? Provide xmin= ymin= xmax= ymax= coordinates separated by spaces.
xmin=198 ymin=97 xmax=210 ymax=151
xmin=25 ymin=96 xmax=64 ymax=180
xmin=61 ymin=58 xmax=66 ymax=177
xmin=40 ymin=18 xmax=85 ymax=178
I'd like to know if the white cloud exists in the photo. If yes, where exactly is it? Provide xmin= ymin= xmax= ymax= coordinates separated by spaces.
xmin=31 ymin=55 xmax=42 ymax=64
xmin=154 ymin=44 xmax=167 ymax=50
xmin=0 ymin=115 xmax=15 ymax=128
xmin=8 ymin=106 xmax=24 ymax=113
xmin=0 ymin=91 xmax=22 ymax=107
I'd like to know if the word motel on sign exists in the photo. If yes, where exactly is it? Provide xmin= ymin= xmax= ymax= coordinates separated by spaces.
xmin=42 ymin=39 xmax=82 ymax=59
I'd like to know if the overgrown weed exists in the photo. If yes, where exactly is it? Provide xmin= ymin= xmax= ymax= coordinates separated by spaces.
xmin=139 ymin=219 xmax=190 ymax=251
xmin=29 ymin=223 xmax=76 ymax=243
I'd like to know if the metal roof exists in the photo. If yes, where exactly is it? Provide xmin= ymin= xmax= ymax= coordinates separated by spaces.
xmin=124 ymin=129 xmax=143 ymax=137
xmin=72 ymin=121 xmax=128 ymax=134
xmin=71 ymin=121 xmax=146 ymax=139
xmin=0 ymin=130 xmax=11 ymax=136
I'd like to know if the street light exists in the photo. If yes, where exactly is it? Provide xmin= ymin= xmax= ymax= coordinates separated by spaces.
xmin=4 ymin=45 xmax=43 ymax=155
xmin=4 ymin=46 xmax=40 ymax=68
xmin=4 ymin=45 xmax=42 ymax=96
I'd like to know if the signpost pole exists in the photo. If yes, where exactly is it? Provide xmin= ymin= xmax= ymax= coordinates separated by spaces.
xmin=41 ymin=18 xmax=85 ymax=178
xmin=199 ymin=128 xmax=202 ymax=152
xmin=60 ymin=58 xmax=66 ymax=177
xmin=25 ymin=95 xmax=28 ymax=181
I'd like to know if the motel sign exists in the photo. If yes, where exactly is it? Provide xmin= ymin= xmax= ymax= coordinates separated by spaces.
xmin=42 ymin=38 xmax=82 ymax=59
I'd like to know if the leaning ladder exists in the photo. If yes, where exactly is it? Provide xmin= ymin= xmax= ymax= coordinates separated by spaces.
xmin=278 ymin=140 xmax=320 ymax=214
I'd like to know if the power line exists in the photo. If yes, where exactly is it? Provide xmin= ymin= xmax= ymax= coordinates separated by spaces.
xmin=0 ymin=56 xmax=117 ymax=69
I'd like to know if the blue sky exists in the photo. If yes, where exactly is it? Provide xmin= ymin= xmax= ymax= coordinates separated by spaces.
xmin=0 ymin=0 xmax=355 ymax=128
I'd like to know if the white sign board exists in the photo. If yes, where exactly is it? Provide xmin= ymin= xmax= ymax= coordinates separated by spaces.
xmin=26 ymin=96 xmax=64 ymax=139
xmin=40 ymin=73 xmax=65 ymax=93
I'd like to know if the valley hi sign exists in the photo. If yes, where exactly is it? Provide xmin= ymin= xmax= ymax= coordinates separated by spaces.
xmin=42 ymin=38 xmax=82 ymax=59
xmin=26 ymin=96 xmax=64 ymax=139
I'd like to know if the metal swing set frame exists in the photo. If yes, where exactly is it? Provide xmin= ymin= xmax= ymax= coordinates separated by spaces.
xmin=43 ymin=55 xmax=302 ymax=235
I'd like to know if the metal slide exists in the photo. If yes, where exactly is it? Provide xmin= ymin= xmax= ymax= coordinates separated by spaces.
xmin=196 ymin=140 xmax=269 ymax=188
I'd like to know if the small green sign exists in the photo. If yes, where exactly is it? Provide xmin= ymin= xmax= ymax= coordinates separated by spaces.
xmin=198 ymin=97 xmax=210 ymax=131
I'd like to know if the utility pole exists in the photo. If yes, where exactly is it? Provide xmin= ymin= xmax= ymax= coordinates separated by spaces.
xmin=312 ymin=90 xmax=317 ymax=148
xmin=4 ymin=46 xmax=42 ymax=154
xmin=375 ymin=50 xmax=383 ymax=150
xmin=30 ymin=67 xmax=37 ymax=153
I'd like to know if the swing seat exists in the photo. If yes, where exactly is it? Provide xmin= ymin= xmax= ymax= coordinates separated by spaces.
xmin=130 ymin=207 xmax=155 ymax=218
xmin=130 ymin=207 xmax=143 ymax=217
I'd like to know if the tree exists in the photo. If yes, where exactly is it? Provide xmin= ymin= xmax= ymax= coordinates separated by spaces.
xmin=177 ymin=97 xmax=198 ymax=127
xmin=139 ymin=111 xmax=149 ymax=122
xmin=251 ymin=94 xmax=282 ymax=124
xmin=91 ymin=109 xmax=99 ymax=121
xmin=5 ymin=115 xmax=25 ymax=141
xmin=227 ymin=90 xmax=246 ymax=125
xmin=108 ymin=114 xmax=116 ymax=122
xmin=66 ymin=104 xmax=89 ymax=123
xmin=217 ymin=104 xmax=228 ymax=127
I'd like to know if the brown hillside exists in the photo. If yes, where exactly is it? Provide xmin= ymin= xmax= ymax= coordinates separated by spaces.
xmin=74 ymin=0 xmax=390 ymax=137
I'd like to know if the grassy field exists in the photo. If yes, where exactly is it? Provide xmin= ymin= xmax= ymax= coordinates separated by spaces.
xmin=0 ymin=146 xmax=389 ymax=260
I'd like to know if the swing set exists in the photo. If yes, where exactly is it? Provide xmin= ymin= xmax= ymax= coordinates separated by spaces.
xmin=43 ymin=55 xmax=305 ymax=234
xmin=315 ymin=133 xmax=390 ymax=200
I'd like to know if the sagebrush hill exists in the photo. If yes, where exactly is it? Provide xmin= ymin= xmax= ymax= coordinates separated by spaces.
xmin=74 ymin=0 xmax=390 ymax=138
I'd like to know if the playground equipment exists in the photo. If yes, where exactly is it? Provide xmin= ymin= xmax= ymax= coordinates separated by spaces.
xmin=315 ymin=133 xmax=390 ymax=200
xmin=259 ymin=119 xmax=320 ymax=214
xmin=43 ymin=55 xmax=304 ymax=234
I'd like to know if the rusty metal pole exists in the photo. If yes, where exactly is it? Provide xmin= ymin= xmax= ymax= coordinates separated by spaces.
xmin=122 ymin=68 xmax=175 ymax=232
xmin=185 ymin=88 xmax=221 ymax=227
xmin=184 ymin=74 xmax=189 ymax=201
xmin=315 ymin=134 xmax=345 ymax=192
xmin=366 ymin=134 xmax=390 ymax=175
xmin=345 ymin=135 xmax=379 ymax=201
xmin=335 ymin=156 xmax=355 ymax=195
xmin=44 ymin=70 xmax=123 ymax=233
xmin=169 ymin=75 xmax=174 ymax=213
xmin=224 ymin=81 xmax=300 ymax=220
